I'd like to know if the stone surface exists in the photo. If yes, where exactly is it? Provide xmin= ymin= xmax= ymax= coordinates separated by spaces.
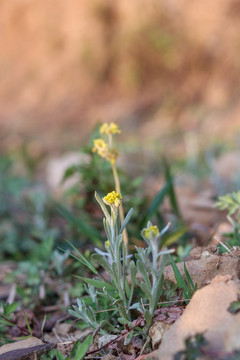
xmin=45 ymin=152 xmax=90 ymax=192
xmin=0 ymin=337 xmax=54 ymax=360
xmin=164 ymin=250 xmax=240 ymax=288
xmin=157 ymin=276 xmax=240 ymax=359
xmin=0 ymin=337 xmax=43 ymax=355
xmin=224 ymin=313 xmax=240 ymax=352
xmin=149 ymin=322 xmax=170 ymax=350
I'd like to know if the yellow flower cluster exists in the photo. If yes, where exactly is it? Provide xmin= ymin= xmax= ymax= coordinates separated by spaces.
xmin=105 ymin=240 xmax=110 ymax=248
xmin=92 ymin=138 xmax=108 ymax=158
xmin=92 ymin=138 xmax=119 ymax=164
xmin=103 ymin=191 xmax=122 ymax=207
xmin=100 ymin=122 xmax=121 ymax=135
xmin=143 ymin=225 xmax=159 ymax=239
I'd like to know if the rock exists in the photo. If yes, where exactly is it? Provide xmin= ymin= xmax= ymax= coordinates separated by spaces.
xmin=224 ymin=313 xmax=240 ymax=351
xmin=149 ymin=322 xmax=170 ymax=350
xmin=166 ymin=186 xmax=220 ymax=229
xmin=0 ymin=337 xmax=43 ymax=355
xmin=0 ymin=337 xmax=54 ymax=360
xmin=157 ymin=276 xmax=240 ymax=359
xmin=98 ymin=335 xmax=118 ymax=349
xmin=164 ymin=250 xmax=240 ymax=288
xmin=56 ymin=341 xmax=75 ymax=357
xmin=45 ymin=152 xmax=90 ymax=192
xmin=134 ymin=350 xmax=159 ymax=360
xmin=189 ymin=245 xmax=218 ymax=260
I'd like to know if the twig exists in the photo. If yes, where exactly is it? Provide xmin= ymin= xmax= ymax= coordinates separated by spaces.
xmin=95 ymin=299 xmax=189 ymax=314
xmin=92 ymin=323 xmax=101 ymax=340
xmin=213 ymin=236 xmax=234 ymax=256
xmin=139 ymin=336 xmax=150 ymax=356
xmin=86 ymin=315 xmax=145 ymax=356
xmin=53 ymin=327 xmax=63 ymax=343
xmin=0 ymin=315 xmax=31 ymax=336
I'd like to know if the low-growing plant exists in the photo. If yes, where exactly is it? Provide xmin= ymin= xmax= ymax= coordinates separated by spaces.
xmin=137 ymin=221 xmax=174 ymax=331
xmin=61 ymin=123 xmax=186 ymax=254
xmin=215 ymin=191 xmax=240 ymax=220
xmin=0 ymin=302 xmax=35 ymax=344
xmin=41 ymin=334 xmax=93 ymax=360
xmin=168 ymin=256 xmax=197 ymax=303
xmin=174 ymin=333 xmax=208 ymax=360
xmin=5 ymin=236 xmax=81 ymax=307
xmin=69 ymin=189 xmax=174 ymax=343
xmin=214 ymin=191 xmax=240 ymax=249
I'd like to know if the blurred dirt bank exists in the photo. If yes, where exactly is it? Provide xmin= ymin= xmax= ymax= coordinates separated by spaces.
xmin=1 ymin=0 xmax=240 ymax=151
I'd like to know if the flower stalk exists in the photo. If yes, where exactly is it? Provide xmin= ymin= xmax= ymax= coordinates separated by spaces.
xmin=92 ymin=122 xmax=129 ymax=258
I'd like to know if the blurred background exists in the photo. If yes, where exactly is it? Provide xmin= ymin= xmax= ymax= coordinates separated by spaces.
xmin=0 ymin=0 xmax=240 ymax=327
xmin=1 ymin=0 xmax=240 ymax=153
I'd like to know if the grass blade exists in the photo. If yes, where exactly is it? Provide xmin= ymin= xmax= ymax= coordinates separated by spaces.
xmin=95 ymin=191 xmax=110 ymax=223
xmin=168 ymin=255 xmax=188 ymax=295
xmin=74 ymin=276 xmax=115 ymax=291
xmin=67 ymin=241 xmax=98 ymax=274
xmin=56 ymin=204 xmax=101 ymax=242
xmin=73 ymin=334 xmax=94 ymax=359
xmin=161 ymin=226 xmax=187 ymax=247
xmin=120 ymin=208 xmax=133 ymax=233
xmin=146 ymin=183 xmax=170 ymax=219
xmin=162 ymin=158 xmax=181 ymax=219
xmin=21 ymin=307 xmax=32 ymax=336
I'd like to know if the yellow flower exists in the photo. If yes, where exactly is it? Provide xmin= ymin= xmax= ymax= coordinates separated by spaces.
xmin=92 ymin=138 xmax=109 ymax=159
xmin=105 ymin=240 xmax=110 ymax=248
xmin=103 ymin=191 xmax=122 ymax=207
xmin=100 ymin=122 xmax=121 ymax=135
xmin=92 ymin=138 xmax=119 ymax=164
xmin=143 ymin=225 xmax=159 ymax=239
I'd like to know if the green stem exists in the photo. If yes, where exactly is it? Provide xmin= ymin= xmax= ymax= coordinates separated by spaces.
xmin=111 ymin=163 xmax=129 ymax=259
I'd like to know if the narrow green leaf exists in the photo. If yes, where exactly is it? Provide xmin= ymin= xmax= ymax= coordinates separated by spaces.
xmin=136 ymin=280 xmax=152 ymax=299
xmin=125 ymin=278 xmax=131 ymax=299
xmin=95 ymin=192 xmax=110 ymax=222
xmin=112 ymin=262 xmax=121 ymax=290
xmin=91 ymin=253 xmax=112 ymax=275
xmin=62 ymin=165 xmax=79 ymax=183
xmin=3 ymin=302 xmax=19 ymax=317
xmin=153 ymin=274 xmax=164 ymax=310
xmin=144 ymin=309 xmax=152 ymax=328
xmin=120 ymin=208 xmax=134 ymax=233
xmin=163 ymin=158 xmax=181 ymax=219
xmin=74 ymin=276 xmax=115 ymax=291
xmin=0 ymin=316 xmax=15 ymax=327
xmin=129 ymin=260 xmax=137 ymax=304
xmin=56 ymin=204 xmax=101 ymax=242
xmin=184 ymin=262 xmax=196 ymax=294
xmin=47 ymin=349 xmax=65 ymax=360
xmin=128 ymin=303 xmax=141 ymax=310
xmin=118 ymin=317 xmax=130 ymax=325
xmin=99 ymin=320 xmax=118 ymax=333
xmin=71 ymin=334 xmax=93 ymax=360
xmin=168 ymin=255 xmax=188 ymax=295
xmin=146 ymin=183 xmax=170 ymax=219
xmin=21 ymin=307 xmax=32 ymax=336
xmin=67 ymin=241 xmax=97 ymax=274
xmin=41 ymin=313 xmax=47 ymax=338
xmin=161 ymin=226 xmax=187 ymax=247
xmin=56 ymin=352 xmax=65 ymax=360
xmin=136 ymin=260 xmax=151 ymax=292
